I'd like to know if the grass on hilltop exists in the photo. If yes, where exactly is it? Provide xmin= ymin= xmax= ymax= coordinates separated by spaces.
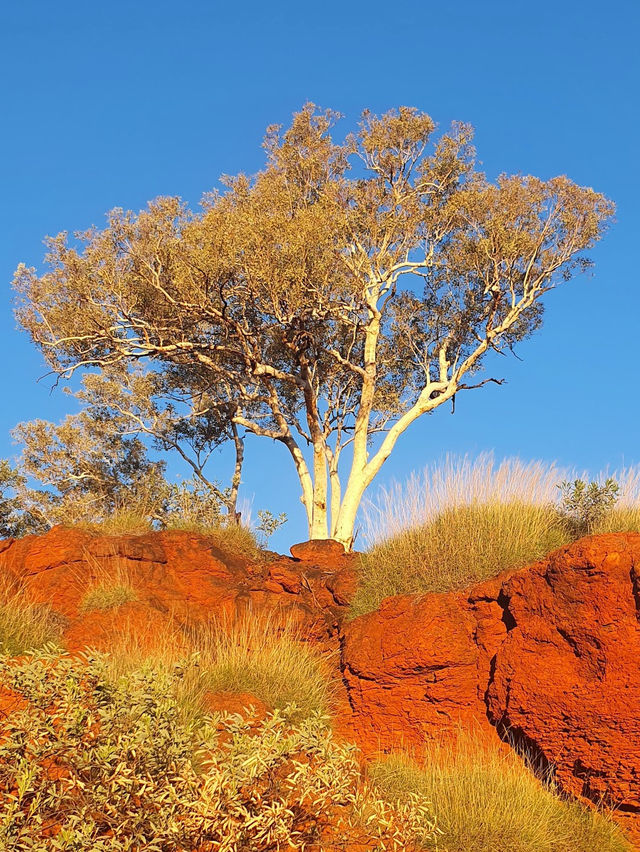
xmin=369 ymin=733 xmax=632 ymax=852
xmin=77 ymin=507 xmax=261 ymax=559
xmin=78 ymin=506 xmax=154 ymax=537
xmin=163 ymin=517 xmax=261 ymax=559
xmin=351 ymin=455 xmax=640 ymax=618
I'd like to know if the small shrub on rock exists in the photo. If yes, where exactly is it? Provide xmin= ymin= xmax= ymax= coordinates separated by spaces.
xmin=557 ymin=478 xmax=620 ymax=538
xmin=0 ymin=649 xmax=438 ymax=851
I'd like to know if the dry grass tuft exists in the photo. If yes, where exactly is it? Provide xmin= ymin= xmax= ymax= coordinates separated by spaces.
xmin=0 ymin=578 xmax=64 ymax=655
xmin=187 ymin=613 xmax=336 ymax=719
xmin=80 ymin=582 xmax=138 ymax=612
xmin=78 ymin=506 xmax=154 ymax=537
xmin=164 ymin=518 xmax=261 ymax=560
xmin=77 ymin=553 xmax=139 ymax=613
xmin=99 ymin=611 xmax=335 ymax=723
xmin=369 ymin=733 xmax=632 ymax=852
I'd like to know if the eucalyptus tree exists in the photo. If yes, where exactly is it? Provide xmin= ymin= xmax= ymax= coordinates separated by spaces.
xmin=15 ymin=105 xmax=614 ymax=548
xmin=12 ymin=410 xmax=168 ymax=530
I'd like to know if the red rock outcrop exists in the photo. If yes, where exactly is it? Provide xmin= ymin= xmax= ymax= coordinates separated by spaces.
xmin=2 ymin=527 xmax=639 ymax=844
xmin=0 ymin=527 xmax=357 ymax=653
xmin=341 ymin=532 xmax=640 ymax=845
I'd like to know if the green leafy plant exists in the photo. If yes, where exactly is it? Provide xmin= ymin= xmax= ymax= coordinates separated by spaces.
xmin=0 ymin=649 xmax=438 ymax=850
xmin=256 ymin=509 xmax=287 ymax=547
xmin=558 ymin=478 xmax=620 ymax=538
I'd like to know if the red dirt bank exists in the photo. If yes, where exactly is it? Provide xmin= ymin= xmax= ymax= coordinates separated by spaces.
xmin=1 ymin=527 xmax=639 ymax=845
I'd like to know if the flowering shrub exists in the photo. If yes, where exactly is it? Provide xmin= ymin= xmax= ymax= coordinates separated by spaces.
xmin=0 ymin=648 xmax=438 ymax=850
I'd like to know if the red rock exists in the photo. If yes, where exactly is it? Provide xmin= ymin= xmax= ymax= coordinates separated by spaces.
xmin=486 ymin=534 xmax=640 ymax=845
xmin=341 ymin=533 xmax=640 ymax=846
xmin=3 ymin=526 xmax=640 ymax=845
xmin=290 ymin=539 xmax=346 ymax=565
xmin=0 ymin=526 xmax=356 ymax=653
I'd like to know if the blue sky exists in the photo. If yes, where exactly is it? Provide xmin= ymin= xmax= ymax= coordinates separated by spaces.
xmin=1 ymin=0 xmax=638 ymax=550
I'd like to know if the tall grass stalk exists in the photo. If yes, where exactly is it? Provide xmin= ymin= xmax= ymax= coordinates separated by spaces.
xmin=369 ymin=734 xmax=632 ymax=852
xmin=79 ymin=506 xmax=153 ymax=537
xmin=362 ymin=454 xmax=569 ymax=547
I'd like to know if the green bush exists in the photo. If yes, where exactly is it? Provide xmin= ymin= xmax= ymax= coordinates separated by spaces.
xmin=557 ymin=478 xmax=620 ymax=538
xmin=369 ymin=736 xmax=631 ymax=852
xmin=0 ymin=649 xmax=438 ymax=851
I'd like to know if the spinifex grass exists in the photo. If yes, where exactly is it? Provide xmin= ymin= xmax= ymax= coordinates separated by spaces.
xmin=163 ymin=517 xmax=261 ymax=560
xmin=79 ymin=506 xmax=154 ymax=536
xmin=186 ymin=613 xmax=336 ymax=719
xmin=369 ymin=733 xmax=632 ymax=852
xmin=100 ymin=610 xmax=336 ymax=723
xmin=78 ymin=553 xmax=139 ymax=613
xmin=353 ymin=455 xmax=640 ymax=617
xmin=0 ymin=578 xmax=63 ymax=655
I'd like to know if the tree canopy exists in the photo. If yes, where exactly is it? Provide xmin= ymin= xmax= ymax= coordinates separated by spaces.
xmin=14 ymin=105 xmax=614 ymax=547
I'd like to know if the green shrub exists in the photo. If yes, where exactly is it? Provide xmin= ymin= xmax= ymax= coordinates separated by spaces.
xmin=352 ymin=501 xmax=571 ymax=617
xmin=0 ymin=649 xmax=438 ymax=851
xmin=369 ymin=736 xmax=631 ymax=852
xmin=0 ymin=582 xmax=63 ymax=656
xmin=558 ymin=478 xmax=620 ymax=538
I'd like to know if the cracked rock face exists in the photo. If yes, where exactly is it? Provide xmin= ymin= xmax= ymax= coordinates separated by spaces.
xmin=340 ymin=533 xmax=640 ymax=845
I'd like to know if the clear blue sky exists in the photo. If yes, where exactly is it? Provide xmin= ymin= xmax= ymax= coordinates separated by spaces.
xmin=1 ymin=0 xmax=638 ymax=550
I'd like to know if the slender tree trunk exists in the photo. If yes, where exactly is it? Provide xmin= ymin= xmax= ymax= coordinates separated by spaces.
xmin=310 ymin=440 xmax=329 ymax=539
xmin=227 ymin=421 xmax=244 ymax=523
xmin=333 ymin=472 xmax=367 ymax=549
xmin=328 ymin=451 xmax=341 ymax=539
xmin=334 ymin=383 xmax=457 ymax=549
